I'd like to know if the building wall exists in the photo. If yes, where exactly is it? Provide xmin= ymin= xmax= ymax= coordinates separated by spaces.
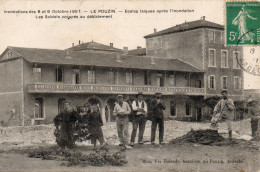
xmin=0 ymin=59 xmax=23 ymax=126
xmin=146 ymin=29 xmax=204 ymax=69
xmin=204 ymin=28 xmax=243 ymax=99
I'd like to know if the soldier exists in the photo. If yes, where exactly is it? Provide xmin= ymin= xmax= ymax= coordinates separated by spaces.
xmin=53 ymin=101 xmax=78 ymax=149
xmin=130 ymin=92 xmax=148 ymax=146
xmin=113 ymin=95 xmax=132 ymax=149
xmin=150 ymin=92 xmax=166 ymax=145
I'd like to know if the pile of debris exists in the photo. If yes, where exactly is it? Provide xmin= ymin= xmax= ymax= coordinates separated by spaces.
xmin=28 ymin=147 xmax=128 ymax=167
xmin=169 ymin=129 xmax=235 ymax=146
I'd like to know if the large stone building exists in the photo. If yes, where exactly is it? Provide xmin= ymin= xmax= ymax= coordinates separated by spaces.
xmin=0 ymin=17 xmax=243 ymax=126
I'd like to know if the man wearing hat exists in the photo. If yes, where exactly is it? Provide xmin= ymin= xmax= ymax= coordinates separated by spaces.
xmin=248 ymin=99 xmax=260 ymax=139
xmin=130 ymin=92 xmax=148 ymax=146
xmin=212 ymin=90 xmax=235 ymax=139
xmin=53 ymin=100 xmax=78 ymax=149
xmin=150 ymin=92 xmax=166 ymax=145
xmin=113 ymin=95 xmax=132 ymax=148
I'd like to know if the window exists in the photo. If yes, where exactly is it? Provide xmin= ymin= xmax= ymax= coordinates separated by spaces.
xmin=208 ymin=49 xmax=216 ymax=67
xmin=185 ymin=102 xmax=192 ymax=117
xmin=233 ymin=51 xmax=240 ymax=69
xmin=34 ymin=98 xmax=44 ymax=119
xmin=234 ymin=77 xmax=241 ymax=90
xmin=169 ymin=74 xmax=175 ymax=86
xmin=221 ymin=76 xmax=228 ymax=90
xmin=109 ymin=70 xmax=115 ymax=85
xmin=126 ymin=71 xmax=133 ymax=84
xmin=208 ymin=75 xmax=215 ymax=89
xmin=7 ymin=52 xmax=13 ymax=59
xmin=170 ymin=101 xmax=177 ymax=117
xmin=221 ymin=50 xmax=228 ymax=68
xmin=73 ymin=69 xmax=80 ymax=84
xmin=157 ymin=73 xmax=164 ymax=87
xmin=196 ymin=107 xmax=202 ymax=121
xmin=157 ymin=37 xmax=162 ymax=48
xmin=144 ymin=71 xmax=151 ymax=85
xmin=56 ymin=67 xmax=63 ymax=82
xmin=33 ymin=67 xmax=41 ymax=82
xmin=88 ymin=70 xmax=95 ymax=83
xmin=196 ymin=80 xmax=202 ymax=88
xmin=209 ymin=30 xmax=215 ymax=43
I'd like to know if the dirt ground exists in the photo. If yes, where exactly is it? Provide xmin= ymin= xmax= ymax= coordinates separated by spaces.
xmin=0 ymin=120 xmax=259 ymax=172
xmin=0 ymin=142 xmax=259 ymax=172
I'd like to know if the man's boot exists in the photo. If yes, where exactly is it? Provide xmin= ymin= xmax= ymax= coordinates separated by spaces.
xmin=228 ymin=130 xmax=232 ymax=140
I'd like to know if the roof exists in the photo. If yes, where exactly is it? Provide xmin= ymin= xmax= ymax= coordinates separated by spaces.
xmin=2 ymin=46 xmax=204 ymax=73
xmin=66 ymin=41 xmax=123 ymax=52
xmin=144 ymin=19 xmax=224 ymax=38
xmin=128 ymin=48 xmax=146 ymax=56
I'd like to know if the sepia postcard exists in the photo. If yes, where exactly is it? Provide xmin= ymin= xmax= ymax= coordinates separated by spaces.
xmin=0 ymin=0 xmax=260 ymax=171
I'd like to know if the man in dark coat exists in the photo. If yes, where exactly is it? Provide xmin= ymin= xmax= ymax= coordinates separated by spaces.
xmin=53 ymin=101 xmax=78 ymax=149
xmin=150 ymin=92 xmax=166 ymax=145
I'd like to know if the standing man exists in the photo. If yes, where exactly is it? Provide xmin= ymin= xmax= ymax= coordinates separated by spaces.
xmin=150 ymin=92 xmax=166 ymax=145
xmin=130 ymin=92 xmax=148 ymax=146
xmin=53 ymin=101 xmax=78 ymax=149
xmin=212 ymin=90 xmax=235 ymax=139
xmin=113 ymin=95 xmax=132 ymax=149
xmin=248 ymin=100 xmax=260 ymax=140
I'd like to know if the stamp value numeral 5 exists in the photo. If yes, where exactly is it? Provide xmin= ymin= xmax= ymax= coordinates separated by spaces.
xmin=229 ymin=32 xmax=238 ymax=41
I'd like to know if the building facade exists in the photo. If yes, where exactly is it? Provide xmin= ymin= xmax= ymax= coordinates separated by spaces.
xmin=0 ymin=18 xmax=244 ymax=126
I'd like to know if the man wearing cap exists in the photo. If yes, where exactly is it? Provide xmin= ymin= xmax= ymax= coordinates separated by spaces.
xmin=212 ymin=90 xmax=235 ymax=139
xmin=248 ymin=100 xmax=260 ymax=139
xmin=150 ymin=92 xmax=166 ymax=145
xmin=53 ymin=101 xmax=78 ymax=149
xmin=130 ymin=92 xmax=148 ymax=146
xmin=113 ymin=95 xmax=132 ymax=148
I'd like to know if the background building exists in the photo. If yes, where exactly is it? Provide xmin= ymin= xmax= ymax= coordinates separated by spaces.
xmin=0 ymin=17 xmax=244 ymax=126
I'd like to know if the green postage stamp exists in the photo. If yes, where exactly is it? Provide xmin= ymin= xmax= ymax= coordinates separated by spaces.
xmin=226 ymin=1 xmax=260 ymax=46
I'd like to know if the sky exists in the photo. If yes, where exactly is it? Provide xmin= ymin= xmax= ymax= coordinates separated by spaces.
xmin=0 ymin=0 xmax=259 ymax=89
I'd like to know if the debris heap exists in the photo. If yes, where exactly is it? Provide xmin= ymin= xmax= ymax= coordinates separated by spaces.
xmin=28 ymin=147 xmax=128 ymax=167
xmin=169 ymin=129 xmax=227 ymax=145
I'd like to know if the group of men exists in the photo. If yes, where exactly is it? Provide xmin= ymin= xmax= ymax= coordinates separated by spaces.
xmin=113 ymin=92 xmax=166 ymax=149
xmin=53 ymin=90 xmax=260 ymax=150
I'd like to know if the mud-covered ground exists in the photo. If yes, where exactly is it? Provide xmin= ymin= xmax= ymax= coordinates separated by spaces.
xmin=0 ymin=120 xmax=259 ymax=172
xmin=0 ymin=143 xmax=259 ymax=172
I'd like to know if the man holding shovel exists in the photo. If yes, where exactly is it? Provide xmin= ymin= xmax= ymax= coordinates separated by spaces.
xmin=211 ymin=90 xmax=235 ymax=139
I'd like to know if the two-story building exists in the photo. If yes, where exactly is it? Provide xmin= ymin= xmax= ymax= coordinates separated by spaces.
xmin=0 ymin=41 xmax=205 ymax=126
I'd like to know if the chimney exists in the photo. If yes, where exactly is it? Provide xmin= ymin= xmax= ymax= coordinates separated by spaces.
xmin=137 ymin=46 xmax=142 ymax=49
xmin=110 ymin=43 xmax=113 ymax=48
xmin=79 ymin=40 xmax=81 ymax=45
xmin=201 ymin=16 xmax=205 ymax=21
xmin=154 ymin=28 xmax=157 ymax=33
xmin=123 ymin=47 xmax=128 ymax=53
xmin=72 ymin=43 xmax=74 ymax=47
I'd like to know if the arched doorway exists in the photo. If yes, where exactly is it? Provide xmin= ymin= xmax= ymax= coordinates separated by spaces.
xmin=106 ymin=98 xmax=117 ymax=122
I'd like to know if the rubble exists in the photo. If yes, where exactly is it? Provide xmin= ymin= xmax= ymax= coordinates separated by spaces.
xmin=169 ymin=129 xmax=227 ymax=145
xmin=28 ymin=147 xmax=128 ymax=167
